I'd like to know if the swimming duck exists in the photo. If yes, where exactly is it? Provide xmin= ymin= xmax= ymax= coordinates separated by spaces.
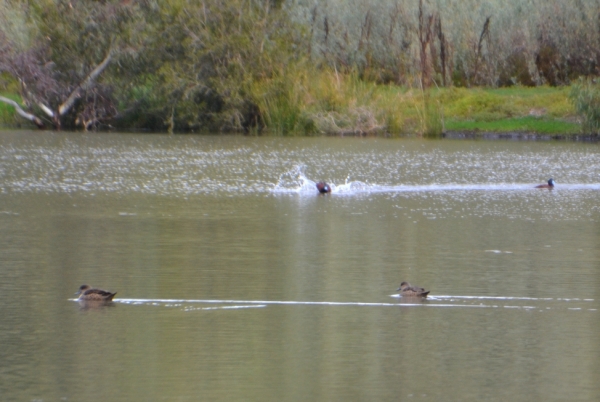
xmin=316 ymin=181 xmax=331 ymax=194
xmin=75 ymin=285 xmax=117 ymax=301
xmin=397 ymin=282 xmax=430 ymax=298
xmin=535 ymin=178 xmax=555 ymax=189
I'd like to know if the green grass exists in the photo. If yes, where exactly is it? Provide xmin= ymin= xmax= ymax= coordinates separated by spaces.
xmin=436 ymin=86 xmax=580 ymax=135
xmin=445 ymin=116 xmax=580 ymax=134
xmin=0 ymin=93 xmax=22 ymax=125
xmin=436 ymin=86 xmax=574 ymax=119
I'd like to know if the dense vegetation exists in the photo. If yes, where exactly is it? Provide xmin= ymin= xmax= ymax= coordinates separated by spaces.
xmin=1 ymin=0 xmax=599 ymax=135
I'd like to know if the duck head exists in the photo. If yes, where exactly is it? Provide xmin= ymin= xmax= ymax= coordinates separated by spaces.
xmin=75 ymin=284 xmax=91 ymax=296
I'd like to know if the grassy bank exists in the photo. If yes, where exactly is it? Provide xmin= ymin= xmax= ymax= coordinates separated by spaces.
xmin=250 ymin=70 xmax=580 ymax=137
xmin=442 ymin=86 xmax=579 ymax=136
xmin=1 ymin=78 xmax=582 ymax=137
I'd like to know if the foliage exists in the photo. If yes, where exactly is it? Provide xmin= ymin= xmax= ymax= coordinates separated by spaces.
xmin=137 ymin=0 xmax=309 ymax=132
xmin=0 ymin=0 xmax=595 ymax=134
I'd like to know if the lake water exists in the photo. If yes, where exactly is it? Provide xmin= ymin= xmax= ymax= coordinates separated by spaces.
xmin=0 ymin=130 xmax=599 ymax=401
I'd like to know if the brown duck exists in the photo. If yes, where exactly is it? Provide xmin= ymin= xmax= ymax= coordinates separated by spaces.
xmin=75 ymin=285 xmax=117 ymax=301
xmin=397 ymin=282 xmax=430 ymax=298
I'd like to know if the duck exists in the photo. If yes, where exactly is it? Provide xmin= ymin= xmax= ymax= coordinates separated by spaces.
xmin=316 ymin=181 xmax=331 ymax=194
xmin=535 ymin=178 xmax=555 ymax=189
xmin=75 ymin=284 xmax=117 ymax=301
xmin=397 ymin=282 xmax=430 ymax=298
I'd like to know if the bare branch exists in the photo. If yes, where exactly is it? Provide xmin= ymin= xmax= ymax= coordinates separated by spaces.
xmin=58 ymin=49 xmax=113 ymax=116
xmin=0 ymin=96 xmax=45 ymax=128
xmin=18 ymin=80 xmax=56 ymax=119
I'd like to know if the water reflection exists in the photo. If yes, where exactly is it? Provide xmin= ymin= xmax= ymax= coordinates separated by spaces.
xmin=77 ymin=299 xmax=117 ymax=311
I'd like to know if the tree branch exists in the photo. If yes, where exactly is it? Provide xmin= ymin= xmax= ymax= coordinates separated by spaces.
xmin=58 ymin=49 xmax=113 ymax=116
xmin=0 ymin=96 xmax=45 ymax=128
xmin=18 ymin=80 xmax=56 ymax=119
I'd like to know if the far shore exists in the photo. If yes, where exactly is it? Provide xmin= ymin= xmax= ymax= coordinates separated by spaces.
xmin=0 ymin=85 xmax=593 ymax=139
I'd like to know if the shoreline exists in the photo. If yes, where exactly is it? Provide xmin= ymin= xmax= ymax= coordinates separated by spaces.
xmin=441 ymin=130 xmax=598 ymax=142
xmin=1 ymin=126 xmax=599 ymax=142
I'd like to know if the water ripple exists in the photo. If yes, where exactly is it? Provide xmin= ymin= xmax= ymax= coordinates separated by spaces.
xmin=106 ymin=297 xmax=598 ymax=312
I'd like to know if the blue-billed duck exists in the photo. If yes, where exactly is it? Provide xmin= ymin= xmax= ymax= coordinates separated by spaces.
xmin=316 ymin=181 xmax=331 ymax=194
xmin=535 ymin=178 xmax=555 ymax=189
xmin=397 ymin=282 xmax=430 ymax=298
xmin=75 ymin=285 xmax=117 ymax=301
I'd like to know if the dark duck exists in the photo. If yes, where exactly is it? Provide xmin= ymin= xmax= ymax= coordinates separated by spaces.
xmin=316 ymin=181 xmax=331 ymax=194
xmin=535 ymin=178 xmax=555 ymax=189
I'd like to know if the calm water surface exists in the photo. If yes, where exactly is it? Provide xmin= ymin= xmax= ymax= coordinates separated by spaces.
xmin=0 ymin=130 xmax=599 ymax=401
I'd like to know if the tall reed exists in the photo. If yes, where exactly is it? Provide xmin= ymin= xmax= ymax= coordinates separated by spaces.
xmin=570 ymin=78 xmax=600 ymax=135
